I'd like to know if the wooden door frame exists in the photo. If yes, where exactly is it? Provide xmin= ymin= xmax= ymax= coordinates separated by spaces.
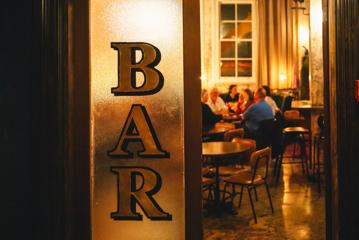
xmin=44 ymin=0 xmax=359 ymax=239
xmin=325 ymin=0 xmax=359 ymax=239
xmin=60 ymin=0 xmax=202 ymax=239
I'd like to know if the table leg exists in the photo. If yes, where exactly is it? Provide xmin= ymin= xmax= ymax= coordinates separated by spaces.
xmin=214 ymin=160 xmax=221 ymax=216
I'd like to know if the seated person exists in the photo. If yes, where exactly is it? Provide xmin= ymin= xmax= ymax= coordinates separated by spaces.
xmin=222 ymin=84 xmax=239 ymax=109
xmin=207 ymin=87 xmax=228 ymax=115
xmin=201 ymin=89 xmax=222 ymax=130
xmin=234 ymin=88 xmax=254 ymax=114
xmin=262 ymin=85 xmax=280 ymax=116
xmin=242 ymin=88 xmax=274 ymax=138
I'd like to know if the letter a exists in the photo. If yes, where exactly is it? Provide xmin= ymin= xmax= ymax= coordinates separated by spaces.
xmin=108 ymin=104 xmax=169 ymax=159
xmin=111 ymin=42 xmax=164 ymax=96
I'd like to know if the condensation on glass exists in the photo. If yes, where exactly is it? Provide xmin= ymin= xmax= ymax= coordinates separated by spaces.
xmin=90 ymin=0 xmax=185 ymax=239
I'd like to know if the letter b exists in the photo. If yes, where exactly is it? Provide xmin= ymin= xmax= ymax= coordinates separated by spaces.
xmin=111 ymin=42 xmax=164 ymax=96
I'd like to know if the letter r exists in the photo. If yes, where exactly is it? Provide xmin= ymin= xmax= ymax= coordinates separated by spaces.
xmin=111 ymin=167 xmax=172 ymax=221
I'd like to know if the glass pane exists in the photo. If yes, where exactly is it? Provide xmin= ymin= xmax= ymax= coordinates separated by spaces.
xmin=221 ymin=4 xmax=235 ymax=20
xmin=237 ymin=4 xmax=252 ymax=20
xmin=238 ymin=60 xmax=252 ymax=76
xmin=237 ymin=41 xmax=252 ymax=58
xmin=221 ymin=42 xmax=235 ymax=58
xmin=90 ymin=0 xmax=185 ymax=239
xmin=220 ymin=23 xmax=235 ymax=39
xmin=237 ymin=22 xmax=252 ymax=38
xmin=221 ymin=60 xmax=235 ymax=76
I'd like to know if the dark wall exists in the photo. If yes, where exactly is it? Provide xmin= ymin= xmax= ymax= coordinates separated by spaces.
xmin=335 ymin=0 xmax=359 ymax=239
xmin=1 ymin=1 xmax=64 ymax=239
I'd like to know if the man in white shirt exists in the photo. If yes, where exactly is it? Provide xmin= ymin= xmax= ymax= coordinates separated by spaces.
xmin=263 ymin=85 xmax=280 ymax=116
xmin=207 ymin=87 xmax=228 ymax=115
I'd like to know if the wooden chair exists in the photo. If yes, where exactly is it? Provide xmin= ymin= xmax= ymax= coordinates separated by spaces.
xmin=202 ymin=177 xmax=215 ymax=202
xmin=216 ymin=129 xmax=254 ymax=177
xmin=224 ymin=128 xmax=245 ymax=141
xmin=223 ymin=147 xmax=274 ymax=223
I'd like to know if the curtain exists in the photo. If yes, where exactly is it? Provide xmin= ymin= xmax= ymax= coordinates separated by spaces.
xmin=256 ymin=0 xmax=300 ymax=89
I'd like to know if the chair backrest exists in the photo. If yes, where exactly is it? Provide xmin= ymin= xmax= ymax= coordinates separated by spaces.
xmin=256 ymin=119 xmax=274 ymax=150
xmin=272 ymin=94 xmax=283 ymax=111
xmin=224 ymin=128 xmax=245 ymax=141
xmin=284 ymin=110 xmax=300 ymax=120
xmin=249 ymin=147 xmax=271 ymax=182
xmin=281 ymin=95 xmax=293 ymax=112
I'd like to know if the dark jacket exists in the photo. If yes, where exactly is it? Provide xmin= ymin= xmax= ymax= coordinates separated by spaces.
xmin=202 ymin=103 xmax=222 ymax=130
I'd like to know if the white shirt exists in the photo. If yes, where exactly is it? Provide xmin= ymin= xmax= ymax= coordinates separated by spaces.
xmin=265 ymin=96 xmax=280 ymax=116
xmin=207 ymin=97 xmax=228 ymax=114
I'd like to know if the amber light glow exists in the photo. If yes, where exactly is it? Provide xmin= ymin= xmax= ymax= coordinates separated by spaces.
xmin=298 ymin=24 xmax=309 ymax=46
xmin=90 ymin=0 xmax=185 ymax=239
xmin=105 ymin=1 xmax=179 ymax=43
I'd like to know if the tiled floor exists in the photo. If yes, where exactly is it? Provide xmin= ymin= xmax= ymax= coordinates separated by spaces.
xmin=203 ymin=158 xmax=326 ymax=240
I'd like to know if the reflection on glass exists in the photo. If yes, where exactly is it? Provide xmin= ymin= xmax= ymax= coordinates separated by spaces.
xmin=237 ymin=60 xmax=252 ymax=76
xmin=237 ymin=41 xmax=252 ymax=58
xmin=237 ymin=4 xmax=252 ymax=20
xmin=237 ymin=22 xmax=252 ymax=38
xmin=221 ymin=42 xmax=235 ymax=58
xmin=220 ymin=23 xmax=235 ymax=39
xmin=221 ymin=60 xmax=235 ymax=76
xmin=221 ymin=4 xmax=235 ymax=20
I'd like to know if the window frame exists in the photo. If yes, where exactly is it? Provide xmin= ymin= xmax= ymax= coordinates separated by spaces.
xmin=214 ymin=0 xmax=257 ymax=85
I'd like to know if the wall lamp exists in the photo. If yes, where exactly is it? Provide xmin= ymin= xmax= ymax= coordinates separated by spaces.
xmin=291 ymin=0 xmax=309 ymax=15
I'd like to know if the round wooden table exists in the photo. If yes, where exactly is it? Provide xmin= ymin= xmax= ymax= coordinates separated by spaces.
xmin=202 ymin=141 xmax=251 ymax=215
xmin=222 ymin=114 xmax=242 ymax=122
xmin=202 ymin=122 xmax=235 ymax=140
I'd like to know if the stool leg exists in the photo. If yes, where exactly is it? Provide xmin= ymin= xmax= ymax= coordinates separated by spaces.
xmin=276 ymin=153 xmax=283 ymax=185
xmin=273 ymin=156 xmax=278 ymax=177
xmin=238 ymin=185 xmax=244 ymax=209
xmin=265 ymin=182 xmax=274 ymax=213
xmin=254 ymin=186 xmax=258 ymax=201
xmin=247 ymin=187 xmax=257 ymax=223
xmin=300 ymin=140 xmax=306 ymax=175
xmin=222 ymin=182 xmax=228 ymax=203
xmin=317 ymin=138 xmax=321 ymax=193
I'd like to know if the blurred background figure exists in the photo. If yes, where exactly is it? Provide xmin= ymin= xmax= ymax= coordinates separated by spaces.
xmin=235 ymin=88 xmax=254 ymax=114
xmin=207 ymin=87 xmax=228 ymax=115
xmin=242 ymin=88 xmax=273 ymax=138
xmin=262 ymin=85 xmax=280 ymax=116
xmin=222 ymin=84 xmax=239 ymax=111
xmin=201 ymin=89 xmax=222 ymax=130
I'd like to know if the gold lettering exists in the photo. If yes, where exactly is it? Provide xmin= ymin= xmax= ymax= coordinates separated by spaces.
xmin=111 ymin=167 xmax=172 ymax=221
xmin=108 ymin=104 xmax=169 ymax=158
xmin=111 ymin=42 xmax=164 ymax=96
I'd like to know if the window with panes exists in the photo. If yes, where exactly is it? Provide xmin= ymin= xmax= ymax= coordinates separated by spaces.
xmin=219 ymin=2 xmax=253 ymax=80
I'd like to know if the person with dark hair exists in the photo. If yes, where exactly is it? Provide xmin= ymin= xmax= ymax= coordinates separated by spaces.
xmin=235 ymin=88 xmax=254 ymax=114
xmin=262 ymin=85 xmax=280 ymax=116
xmin=242 ymin=88 xmax=273 ymax=138
xmin=201 ymin=89 xmax=222 ymax=130
xmin=222 ymin=84 xmax=239 ymax=105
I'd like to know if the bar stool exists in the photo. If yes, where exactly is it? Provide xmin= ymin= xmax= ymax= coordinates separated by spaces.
xmin=313 ymin=114 xmax=325 ymax=193
xmin=276 ymin=126 xmax=310 ymax=184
